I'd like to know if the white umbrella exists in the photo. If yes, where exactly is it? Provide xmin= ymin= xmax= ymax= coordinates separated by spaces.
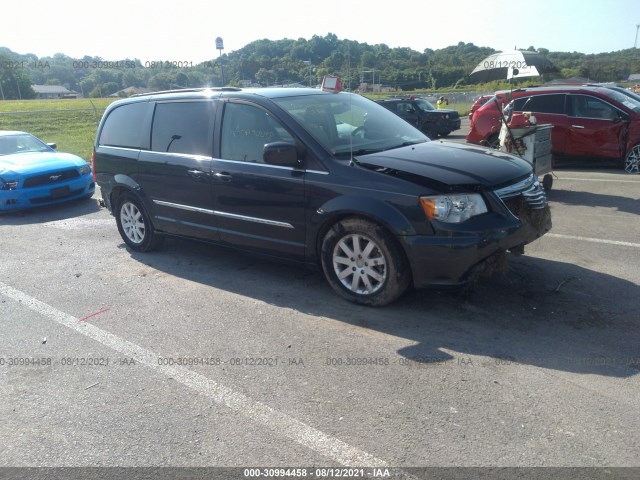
xmin=470 ymin=50 xmax=558 ymax=83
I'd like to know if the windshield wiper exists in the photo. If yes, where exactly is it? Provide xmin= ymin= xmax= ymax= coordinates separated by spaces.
xmin=386 ymin=141 xmax=425 ymax=150
xmin=351 ymin=147 xmax=386 ymax=156
xmin=334 ymin=148 xmax=383 ymax=160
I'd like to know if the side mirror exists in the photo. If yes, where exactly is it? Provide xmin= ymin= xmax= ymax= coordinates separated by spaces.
xmin=263 ymin=142 xmax=303 ymax=168
xmin=47 ymin=142 xmax=57 ymax=150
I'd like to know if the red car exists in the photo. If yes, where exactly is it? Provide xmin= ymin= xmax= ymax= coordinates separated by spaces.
xmin=468 ymin=95 xmax=493 ymax=120
xmin=467 ymin=86 xmax=640 ymax=169
xmin=466 ymin=89 xmax=521 ymax=148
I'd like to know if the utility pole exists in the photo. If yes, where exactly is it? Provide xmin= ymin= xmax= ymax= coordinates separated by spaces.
xmin=635 ymin=24 xmax=640 ymax=48
xmin=303 ymin=60 xmax=312 ymax=86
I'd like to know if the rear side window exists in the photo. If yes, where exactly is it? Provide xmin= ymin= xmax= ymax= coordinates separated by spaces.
xmin=151 ymin=102 xmax=213 ymax=156
xmin=98 ymin=102 xmax=147 ymax=148
xmin=514 ymin=94 xmax=565 ymax=114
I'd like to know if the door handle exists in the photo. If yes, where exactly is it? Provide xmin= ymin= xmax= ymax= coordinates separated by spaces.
xmin=571 ymin=125 xmax=585 ymax=129
xmin=213 ymin=172 xmax=232 ymax=182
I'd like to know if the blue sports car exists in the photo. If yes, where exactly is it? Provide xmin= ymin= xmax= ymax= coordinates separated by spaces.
xmin=0 ymin=131 xmax=95 ymax=212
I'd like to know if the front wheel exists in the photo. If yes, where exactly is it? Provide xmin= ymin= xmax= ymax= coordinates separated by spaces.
xmin=624 ymin=144 xmax=640 ymax=174
xmin=320 ymin=218 xmax=411 ymax=306
xmin=115 ymin=193 xmax=163 ymax=252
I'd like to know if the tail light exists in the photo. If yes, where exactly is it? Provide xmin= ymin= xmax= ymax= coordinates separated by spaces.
xmin=91 ymin=151 xmax=97 ymax=181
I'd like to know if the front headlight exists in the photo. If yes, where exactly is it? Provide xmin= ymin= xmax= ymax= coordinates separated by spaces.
xmin=420 ymin=194 xmax=488 ymax=223
xmin=79 ymin=164 xmax=91 ymax=175
xmin=0 ymin=177 xmax=18 ymax=190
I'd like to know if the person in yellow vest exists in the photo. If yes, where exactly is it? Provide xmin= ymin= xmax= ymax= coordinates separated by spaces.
xmin=436 ymin=96 xmax=448 ymax=109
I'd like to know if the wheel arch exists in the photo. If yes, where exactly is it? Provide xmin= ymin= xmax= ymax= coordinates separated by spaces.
xmin=108 ymin=174 xmax=147 ymax=213
xmin=311 ymin=197 xmax=416 ymax=278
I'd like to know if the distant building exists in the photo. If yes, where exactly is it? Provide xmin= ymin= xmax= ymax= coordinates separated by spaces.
xmin=628 ymin=74 xmax=640 ymax=82
xmin=110 ymin=86 xmax=153 ymax=98
xmin=32 ymin=85 xmax=78 ymax=99
xmin=357 ymin=82 xmax=396 ymax=93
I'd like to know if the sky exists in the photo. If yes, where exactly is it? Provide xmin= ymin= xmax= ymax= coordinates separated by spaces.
xmin=2 ymin=0 xmax=639 ymax=62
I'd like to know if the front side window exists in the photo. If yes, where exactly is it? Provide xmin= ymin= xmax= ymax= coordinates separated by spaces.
xmin=151 ymin=102 xmax=212 ymax=155
xmin=397 ymin=102 xmax=415 ymax=114
xmin=99 ymin=102 xmax=147 ymax=149
xmin=220 ymin=103 xmax=293 ymax=163
xmin=569 ymin=95 xmax=619 ymax=120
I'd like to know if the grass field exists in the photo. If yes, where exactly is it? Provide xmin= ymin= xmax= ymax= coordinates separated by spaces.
xmin=0 ymin=98 xmax=116 ymax=161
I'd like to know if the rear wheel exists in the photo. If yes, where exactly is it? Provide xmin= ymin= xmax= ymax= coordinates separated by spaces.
xmin=115 ymin=193 xmax=163 ymax=252
xmin=320 ymin=218 xmax=411 ymax=306
xmin=624 ymin=144 xmax=640 ymax=174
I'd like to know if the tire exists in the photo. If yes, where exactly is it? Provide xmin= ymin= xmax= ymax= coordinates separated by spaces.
xmin=624 ymin=144 xmax=640 ymax=174
xmin=542 ymin=174 xmax=553 ymax=191
xmin=440 ymin=131 xmax=451 ymax=137
xmin=320 ymin=218 xmax=411 ymax=306
xmin=115 ymin=193 xmax=163 ymax=252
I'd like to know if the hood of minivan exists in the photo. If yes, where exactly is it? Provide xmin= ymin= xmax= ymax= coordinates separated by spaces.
xmin=355 ymin=141 xmax=532 ymax=187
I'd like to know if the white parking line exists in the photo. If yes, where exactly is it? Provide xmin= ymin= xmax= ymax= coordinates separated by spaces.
xmin=546 ymin=233 xmax=640 ymax=249
xmin=0 ymin=281 xmax=388 ymax=468
xmin=557 ymin=177 xmax=640 ymax=183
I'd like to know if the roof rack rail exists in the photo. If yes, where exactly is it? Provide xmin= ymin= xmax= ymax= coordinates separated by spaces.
xmin=131 ymin=87 xmax=242 ymax=97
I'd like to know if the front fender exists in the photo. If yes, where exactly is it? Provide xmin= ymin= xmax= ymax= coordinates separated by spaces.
xmin=316 ymin=195 xmax=418 ymax=235
xmin=308 ymin=194 xmax=430 ymax=264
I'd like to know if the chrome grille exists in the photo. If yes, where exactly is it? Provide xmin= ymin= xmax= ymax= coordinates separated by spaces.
xmin=494 ymin=173 xmax=547 ymax=210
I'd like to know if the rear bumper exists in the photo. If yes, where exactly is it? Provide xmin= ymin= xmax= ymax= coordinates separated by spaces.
xmin=0 ymin=176 xmax=95 ymax=211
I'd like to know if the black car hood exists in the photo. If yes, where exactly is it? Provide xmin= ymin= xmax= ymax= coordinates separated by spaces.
xmin=355 ymin=141 xmax=532 ymax=189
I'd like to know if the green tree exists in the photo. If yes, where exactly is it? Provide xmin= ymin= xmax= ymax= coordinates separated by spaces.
xmin=0 ymin=52 xmax=35 ymax=99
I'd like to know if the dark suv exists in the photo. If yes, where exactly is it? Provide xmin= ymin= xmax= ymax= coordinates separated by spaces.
xmin=93 ymin=86 xmax=550 ymax=306
xmin=376 ymin=97 xmax=461 ymax=138
xmin=467 ymin=86 xmax=640 ymax=169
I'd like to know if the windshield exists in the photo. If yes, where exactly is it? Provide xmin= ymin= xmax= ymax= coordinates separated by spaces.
xmin=600 ymin=88 xmax=640 ymax=114
xmin=271 ymin=91 xmax=428 ymax=159
xmin=0 ymin=133 xmax=53 ymax=156
xmin=414 ymin=99 xmax=437 ymax=112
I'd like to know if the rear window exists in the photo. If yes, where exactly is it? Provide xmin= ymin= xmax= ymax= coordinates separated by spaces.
xmin=98 ymin=102 xmax=147 ymax=149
